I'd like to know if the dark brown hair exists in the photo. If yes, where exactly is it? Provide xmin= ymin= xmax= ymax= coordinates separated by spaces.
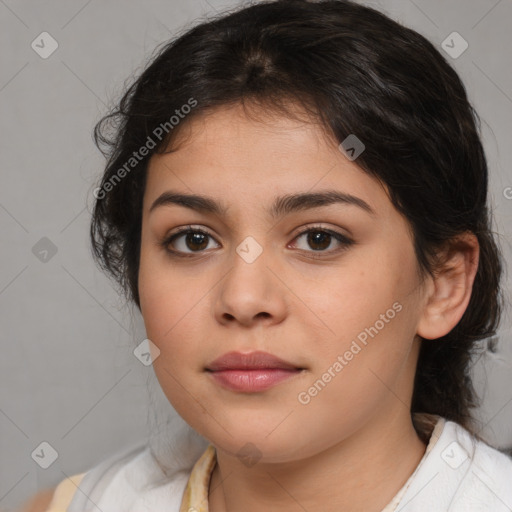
xmin=90 ymin=0 xmax=504 ymax=434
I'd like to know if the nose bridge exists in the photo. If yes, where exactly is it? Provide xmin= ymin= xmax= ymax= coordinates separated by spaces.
xmin=225 ymin=233 xmax=271 ymax=296
xmin=235 ymin=234 xmax=266 ymax=266
xmin=214 ymin=232 xmax=287 ymax=325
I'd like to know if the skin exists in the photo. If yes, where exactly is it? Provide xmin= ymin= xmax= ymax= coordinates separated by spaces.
xmin=17 ymin=489 xmax=55 ymax=512
xmin=138 ymin=102 xmax=479 ymax=512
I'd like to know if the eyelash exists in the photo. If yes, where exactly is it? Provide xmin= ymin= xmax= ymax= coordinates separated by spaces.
xmin=160 ymin=224 xmax=354 ymax=259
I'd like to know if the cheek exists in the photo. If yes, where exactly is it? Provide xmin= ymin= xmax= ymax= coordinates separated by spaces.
xmin=138 ymin=262 xmax=207 ymax=416
xmin=138 ymin=249 xmax=211 ymax=375
xmin=140 ymin=276 xmax=199 ymax=356
xmin=139 ymin=237 xmax=190 ymax=337
xmin=298 ymin=244 xmax=421 ymax=374
xmin=294 ymin=259 xmax=398 ymax=339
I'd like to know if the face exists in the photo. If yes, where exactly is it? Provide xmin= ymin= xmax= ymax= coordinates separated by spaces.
xmin=138 ymin=103 xmax=429 ymax=463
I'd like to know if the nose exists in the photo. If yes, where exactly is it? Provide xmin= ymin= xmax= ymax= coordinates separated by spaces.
xmin=213 ymin=240 xmax=288 ymax=328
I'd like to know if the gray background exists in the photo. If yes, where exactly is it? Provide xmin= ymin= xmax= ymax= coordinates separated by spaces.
xmin=1 ymin=0 xmax=511 ymax=510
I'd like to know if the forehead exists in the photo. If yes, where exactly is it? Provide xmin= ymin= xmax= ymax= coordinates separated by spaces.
xmin=144 ymin=103 xmax=391 ymax=216
xmin=163 ymin=102 xmax=334 ymax=159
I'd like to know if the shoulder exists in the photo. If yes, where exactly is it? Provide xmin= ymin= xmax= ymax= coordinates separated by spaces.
xmin=16 ymin=472 xmax=85 ymax=512
xmin=439 ymin=419 xmax=512 ymax=509
xmin=468 ymin=427 xmax=512 ymax=488
xmin=17 ymin=433 xmax=209 ymax=512
xmin=396 ymin=416 xmax=512 ymax=511
xmin=449 ymin=419 xmax=512 ymax=470
xmin=17 ymin=488 xmax=55 ymax=512
xmin=14 ymin=441 xmax=146 ymax=512
xmin=37 ymin=440 xmax=200 ymax=511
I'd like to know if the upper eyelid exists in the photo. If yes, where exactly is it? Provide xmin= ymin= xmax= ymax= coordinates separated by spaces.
xmin=167 ymin=224 xmax=348 ymax=239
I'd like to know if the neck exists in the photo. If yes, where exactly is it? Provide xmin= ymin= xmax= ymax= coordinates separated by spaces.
xmin=208 ymin=408 xmax=428 ymax=512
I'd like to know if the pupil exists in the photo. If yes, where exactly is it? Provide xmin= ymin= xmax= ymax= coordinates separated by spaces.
xmin=187 ymin=232 xmax=208 ymax=251
xmin=308 ymin=231 xmax=330 ymax=250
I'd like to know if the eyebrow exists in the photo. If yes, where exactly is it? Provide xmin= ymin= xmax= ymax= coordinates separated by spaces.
xmin=149 ymin=190 xmax=375 ymax=218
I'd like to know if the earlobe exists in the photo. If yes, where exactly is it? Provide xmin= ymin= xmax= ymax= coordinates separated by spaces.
xmin=416 ymin=232 xmax=479 ymax=340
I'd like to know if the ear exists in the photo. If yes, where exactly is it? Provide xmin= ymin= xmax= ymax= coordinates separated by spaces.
xmin=416 ymin=232 xmax=479 ymax=340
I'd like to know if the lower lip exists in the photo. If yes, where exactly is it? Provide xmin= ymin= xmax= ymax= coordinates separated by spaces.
xmin=207 ymin=368 xmax=302 ymax=392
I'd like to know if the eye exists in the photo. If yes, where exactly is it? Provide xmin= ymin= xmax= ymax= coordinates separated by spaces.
xmin=161 ymin=224 xmax=354 ymax=259
xmin=289 ymin=226 xmax=354 ymax=256
xmin=162 ymin=226 xmax=220 ymax=257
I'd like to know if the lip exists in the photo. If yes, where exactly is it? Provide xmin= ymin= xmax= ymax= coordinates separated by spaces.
xmin=205 ymin=351 xmax=305 ymax=393
xmin=206 ymin=350 xmax=302 ymax=371
xmin=208 ymin=368 xmax=303 ymax=392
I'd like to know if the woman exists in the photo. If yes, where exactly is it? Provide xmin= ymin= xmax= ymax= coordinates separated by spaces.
xmin=24 ymin=0 xmax=512 ymax=510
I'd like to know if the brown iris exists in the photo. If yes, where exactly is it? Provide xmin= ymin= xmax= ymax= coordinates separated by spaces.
xmin=307 ymin=231 xmax=331 ymax=251
xmin=185 ymin=232 xmax=209 ymax=251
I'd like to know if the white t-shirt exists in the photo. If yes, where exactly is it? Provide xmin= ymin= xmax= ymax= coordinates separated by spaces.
xmin=48 ymin=413 xmax=512 ymax=511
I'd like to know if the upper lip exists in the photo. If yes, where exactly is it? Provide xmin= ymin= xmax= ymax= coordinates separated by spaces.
xmin=206 ymin=351 xmax=303 ymax=371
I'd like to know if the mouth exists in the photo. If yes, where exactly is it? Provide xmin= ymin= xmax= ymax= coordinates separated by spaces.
xmin=205 ymin=350 xmax=306 ymax=393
